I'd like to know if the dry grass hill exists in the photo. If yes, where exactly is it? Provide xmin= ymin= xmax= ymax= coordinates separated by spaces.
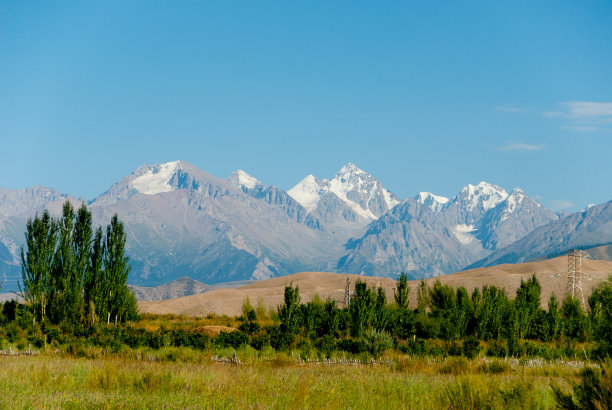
xmin=139 ymin=256 xmax=612 ymax=317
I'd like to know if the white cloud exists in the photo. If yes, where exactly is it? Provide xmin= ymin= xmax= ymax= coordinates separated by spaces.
xmin=542 ymin=101 xmax=612 ymax=132
xmin=549 ymin=199 xmax=575 ymax=210
xmin=562 ymin=101 xmax=612 ymax=119
xmin=498 ymin=142 xmax=544 ymax=151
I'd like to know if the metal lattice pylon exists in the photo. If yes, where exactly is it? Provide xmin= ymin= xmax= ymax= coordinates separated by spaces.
xmin=344 ymin=278 xmax=351 ymax=308
xmin=564 ymin=249 xmax=589 ymax=309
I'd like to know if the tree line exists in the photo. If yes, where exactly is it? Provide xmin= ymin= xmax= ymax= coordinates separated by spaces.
xmin=20 ymin=201 xmax=137 ymax=326
xmin=264 ymin=273 xmax=612 ymax=357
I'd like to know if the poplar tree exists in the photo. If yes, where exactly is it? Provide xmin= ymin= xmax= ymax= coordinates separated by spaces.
xmin=393 ymin=272 xmax=409 ymax=311
xmin=515 ymin=274 xmax=542 ymax=339
xmin=103 ymin=214 xmax=131 ymax=324
xmin=20 ymin=202 xmax=137 ymax=325
xmin=349 ymin=280 xmax=375 ymax=337
xmin=20 ymin=210 xmax=57 ymax=322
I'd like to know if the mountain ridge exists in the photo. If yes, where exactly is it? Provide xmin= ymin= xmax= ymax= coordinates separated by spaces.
xmin=0 ymin=160 xmax=604 ymax=290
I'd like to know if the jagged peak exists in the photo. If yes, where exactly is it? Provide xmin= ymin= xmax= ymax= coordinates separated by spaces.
xmin=456 ymin=181 xmax=509 ymax=211
xmin=416 ymin=192 xmax=450 ymax=213
xmin=131 ymin=161 xmax=183 ymax=195
xmin=334 ymin=162 xmax=370 ymax=180
xmin=287 ymin=174 xmax=323 ymax=212
xmin=417 ymin=192 xmax=449 ymax=204
xmin=228 ymin=169 xmax=261 ymax=190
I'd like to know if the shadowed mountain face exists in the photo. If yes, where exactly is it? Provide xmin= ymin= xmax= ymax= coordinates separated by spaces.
xmin=468 ymin=200 xmax=612 ymax=269
xmin=0 ymin=160 xmax=601 ymax=290
xmin=337 ymin=183 xmax=559 ymax=279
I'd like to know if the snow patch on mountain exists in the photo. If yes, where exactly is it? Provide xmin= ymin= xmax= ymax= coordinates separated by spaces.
xmin=453 ymin=224 xmax=479 ymax=245
xmin=460 ymin=182 xmax=508 ymax=210
xmin=327 ymin=174 xmax=377 ymax=220
xmin=229 ymin=170 xmax=261 ymax=190
xmin=288 ymin=163 xmax=399 ymax=220
xmin=417 ymin=192 xmax=449 ymax=213
xmin=288 ymin=175 xmax=322 ymax=213
xmin=383 ymin=188 xmax=400 ymax=210
xmin=499 ymin=188 xmax=525 ymax=221
xmin=132 ymin=161 xmax=181 ymax=195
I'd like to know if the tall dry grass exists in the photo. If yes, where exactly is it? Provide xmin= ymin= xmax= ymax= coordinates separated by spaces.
xmin=0 ymin=352 xmax=571 ymax=409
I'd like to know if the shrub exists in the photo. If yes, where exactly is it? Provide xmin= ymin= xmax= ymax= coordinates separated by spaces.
xmin=315 ymin=335 xmax=337 ymax=358
xmin=439 ymin=356 xmax=469 ymax=375
xmin=462 ymin=336 xmax=481 ymax=359
xmin=337 ymin=338 xmax=367 ymax=355
xmin=249 ymin=333 xmax=270 ymax=350
xmin=213 ymin=331 xmax=248 ymax=349
xmin=486 ymin=339 xmax=508 ymax=358
xmin=238 ymin=321 xmax=260 ymax=335
xmin=361 ymin=330 xmax=393 ymax=358
xmin=479 ymin=359 xmax=511 ymax=374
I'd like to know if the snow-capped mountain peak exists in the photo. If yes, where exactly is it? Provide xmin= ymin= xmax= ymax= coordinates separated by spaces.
xmin=336 ymin=162 xmax=368 ymax=179
xmin=131 ymin=161 xmax=182 ymax=195
xmin=416 ymin=192 xmax=449 ymax=213
xmin=288 ymin=163 xmax=400 ymax=220
xmin=457 ymin=181 xmax=508 ymax=211
xmin=287 ymin=175 xmax=323 ymax=213
xmin=228 ymin=170 xmax=261 ymax=190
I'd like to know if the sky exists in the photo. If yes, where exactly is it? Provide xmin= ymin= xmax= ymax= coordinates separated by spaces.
xmin=1 ymin=1 xmax=611 ymax=211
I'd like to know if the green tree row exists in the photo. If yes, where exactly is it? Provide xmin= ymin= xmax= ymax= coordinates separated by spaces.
xmin=272 ymin=273 xmax=612 ymax=357
xmin=20 ymin=201 xmax=137 ymax=326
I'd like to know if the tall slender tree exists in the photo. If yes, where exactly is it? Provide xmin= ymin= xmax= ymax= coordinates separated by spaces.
xmin=103 ymin=214 xmax=131 ymax=324
xmin=515 ymin=274 xmax=542 ymax=339
xmin=20 ymin=210 xmax=57 ymax=322
xmin=394 ymin=272 xmax=409 ymax=311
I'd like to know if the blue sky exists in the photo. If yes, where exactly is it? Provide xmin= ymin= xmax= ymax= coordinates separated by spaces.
xmin=1 ymin=2 xmax=611 ymax=211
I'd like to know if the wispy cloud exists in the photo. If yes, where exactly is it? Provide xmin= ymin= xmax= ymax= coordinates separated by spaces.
xmin=498 ymin=142 xmax=544 ymax=152
xmin=542 ymin=101 xmax=612 ymax=131
xmin=562 ymin=101 xmax=612 ymax=119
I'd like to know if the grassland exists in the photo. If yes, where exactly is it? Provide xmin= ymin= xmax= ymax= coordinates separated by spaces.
xmin=0 ymin=349 xmax=579 ymax=409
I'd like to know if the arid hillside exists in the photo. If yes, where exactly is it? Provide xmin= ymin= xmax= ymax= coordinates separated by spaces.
xmin=139 ymin=256 xmax=612 ymax=317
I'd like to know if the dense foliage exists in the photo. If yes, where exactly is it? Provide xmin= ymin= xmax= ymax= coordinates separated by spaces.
xmin=19 ymin=201 xmax=137 ymax=326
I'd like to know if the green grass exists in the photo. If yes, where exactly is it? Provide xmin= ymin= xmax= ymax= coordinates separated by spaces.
xmin=0 ymin=352 xmax=570 ymax=409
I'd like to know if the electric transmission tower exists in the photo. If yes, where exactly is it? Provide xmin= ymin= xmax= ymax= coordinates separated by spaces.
xmin=344 ymin=277 xmax=351 ymax=308
xmin=564 ymin=249 xmax=589 ymax=309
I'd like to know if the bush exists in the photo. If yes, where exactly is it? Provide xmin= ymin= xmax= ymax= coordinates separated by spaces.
xmin=249 ymin=333 xmax=270 ymax=350
xmin=361 ymin=330 xmax=393 ymax=358
xmin=268 ymin=325 xmax=294 ymax=350
xmin=486 ymin=339 xmax=509 ymax=358
xmin=479 ymin=359 xmax=511 ymax=374
xmin=315 ymin=335 xmax=337 ymax=358
xmin=213 ymin=331 xmax=248 ymax=349
xmin=462 ymin=336 xmax=481 ymax=359
xmin=439 ymin=356 xmax=469 ymax=375
xmin=238 ymin=321 xmax=260 ymax=335
xmin=337 ymin=338 xmax=367 ymax=355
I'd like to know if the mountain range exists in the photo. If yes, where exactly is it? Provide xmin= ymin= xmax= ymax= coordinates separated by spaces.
xmin=1 ymin=160 xmax=610 ymax=291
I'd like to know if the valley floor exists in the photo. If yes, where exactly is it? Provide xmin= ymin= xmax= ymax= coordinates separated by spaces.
xmin=0 ymin=352 xmax=574 ymax=409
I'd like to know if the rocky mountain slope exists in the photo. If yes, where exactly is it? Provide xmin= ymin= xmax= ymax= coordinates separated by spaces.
xmin=1 ymin=160 xmax=603 ymax=290
xmin=469 ymin=200 xmax=612 ymax=269
xmin=337 ymin=182 xmax=558 ymax=278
